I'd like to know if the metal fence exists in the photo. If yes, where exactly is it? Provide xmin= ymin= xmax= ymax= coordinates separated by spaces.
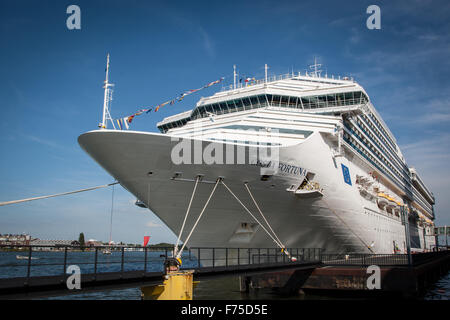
xmin=320 ymin=250 xmax=450 ymax=267
xmin=0 ymin=245 xmax=323 ymax=282
xmin=320 ymin=253 xmax=409 ymax=266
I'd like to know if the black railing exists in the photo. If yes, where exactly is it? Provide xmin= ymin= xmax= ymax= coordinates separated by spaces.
xmin=2 ymin=245 xmax=446 ymax=284
xmin=320 ymin=250 xmax=450 ymax=267
xmin=0 ymin=245 xmax=323 ymax=283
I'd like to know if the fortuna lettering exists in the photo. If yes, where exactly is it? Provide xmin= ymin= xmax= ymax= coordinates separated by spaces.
xmin=251 ymin=160 xmax=306 ymax=176
xmin=181 ymin=304 xmax=215 ymax=317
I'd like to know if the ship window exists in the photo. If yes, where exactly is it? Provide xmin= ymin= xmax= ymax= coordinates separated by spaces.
xmin=336 ymin=93 xmax=345 ymax=106
xmin=226 ymin=100 xmax=236 ymax=113
xmin=280 ymin=96 xmax=289 ymax=107
xmin=260 ymin=95 xmax=269 ymax=106
xmin=309 ymin=96 xmax=319 ymax=109
xmin=271 ymin=95 xmax=281 ymax=107
xmin=345 ymin=92 xmax=354 ymax=105
xmin=219 ymin=102 xmax=228 ymax=113
xmin=301 ymin=97 xmax=310 ymax=109
xmin=234 ymin=99 xmax=244 ymax=112
xmin=327 ymin=94 xmax=337 ymax=107
xmin=289 ymin=96 xmax=298 ymax=108
xmin=242 ymin=97 xmax=252 ymax=109
xmin=250 ymin=96 xmax=259 ymax=107
xmin=317 ymin=95 xmax=327 ymax=108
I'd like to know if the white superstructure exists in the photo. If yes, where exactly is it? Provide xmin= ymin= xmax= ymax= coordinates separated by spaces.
xmin=78 ymin=64 xmax=436 ymax=255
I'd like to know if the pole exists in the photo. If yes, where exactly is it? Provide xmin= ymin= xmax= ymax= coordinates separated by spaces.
xmin=446 ymin=226 xmax=448 ymax=249
xmin=233 ymin=65 xmax=236 ymax=89
xmin=265 ymin=64 xmax=268 ymax=83
xmin=402 ymin=205 xmax=412 ymax=266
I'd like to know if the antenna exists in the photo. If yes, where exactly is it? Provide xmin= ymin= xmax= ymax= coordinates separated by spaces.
xmin=265 ymin=64 xmax=269 ymax=83
xmin=309 ymin=57 xmax=322 ymax=77
xmin=233 ymin=65 xmax=237 ymax=89
xmin=99 ymin=53 xmax=116 ymax=129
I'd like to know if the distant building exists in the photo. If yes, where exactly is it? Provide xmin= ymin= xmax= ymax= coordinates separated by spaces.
xmin=30 ymin=239 xmax=79 ymax=251
xmin=0 ymin=234 xmax=31 ymax=246
xmin=86 ymin=239 xmax=103 ymax=247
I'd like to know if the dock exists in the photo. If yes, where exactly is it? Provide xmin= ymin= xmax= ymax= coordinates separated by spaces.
xmin=0 ymin=244 xmax=448 ymax=299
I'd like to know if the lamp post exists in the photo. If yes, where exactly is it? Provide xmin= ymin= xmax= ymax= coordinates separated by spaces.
xmin=401 ymin=205 xmax=412 ymax=266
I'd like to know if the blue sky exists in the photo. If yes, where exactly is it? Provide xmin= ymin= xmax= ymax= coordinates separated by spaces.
xmin=0 ymin=0 xmax=449 ymax=244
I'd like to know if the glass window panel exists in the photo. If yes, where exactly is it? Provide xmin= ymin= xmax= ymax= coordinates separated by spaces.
xmin=227 ymin=100 xmax=236 ymax=113
xmin=280 ymin=96 xmax=289 ymax=107
xmin=309 ymin=96 xmax=319 ymax=109
xmin=344 ymin=92 xmax=353 ymax=105
xmin=234 ymin=99 xmax=243 ymax=111
xmin=272 ymin=95 xmax=281 ymax=106
xmin=301 ymin=97 xmax=310 ymax=109
xmin=259 ymin=95 xmax=268 ymax=106
xmin=250 ymin=96 xmax=259 ymax=107
xmin=219 ymin=102 xmax=228 ymax=113
xmin=336 ymin=93 xmax=345 ymax=106
xmin=290 ymin=96 xmax=298 ymax=108
xmin=327 ymin=94 xmax=336 ymax=107
xmin=317 ymin=95 xmax=327 ymax=108
xmin=242 ymin=97 xmax=252 ymax=108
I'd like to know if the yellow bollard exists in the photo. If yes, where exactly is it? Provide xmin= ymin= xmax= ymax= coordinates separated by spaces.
xmin=141 ymin=270 xmax=196 ymax=300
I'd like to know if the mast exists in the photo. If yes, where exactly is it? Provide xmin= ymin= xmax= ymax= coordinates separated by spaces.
xmin=99 ymin=53 xmax=115 ymax=129
xmin=309 ymin=57 xmax=322 ymax=77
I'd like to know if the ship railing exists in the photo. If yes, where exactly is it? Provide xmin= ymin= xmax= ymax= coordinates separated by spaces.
xmin=220 ymin=71 xmax=355 ymax=92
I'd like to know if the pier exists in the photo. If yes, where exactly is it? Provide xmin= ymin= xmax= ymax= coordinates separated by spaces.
xmin=0 ymin=244 xmax=448 ymax=299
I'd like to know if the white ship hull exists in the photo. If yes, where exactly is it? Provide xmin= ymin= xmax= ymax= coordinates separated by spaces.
xmin=79 ymin=129 xmax=433 ymax=254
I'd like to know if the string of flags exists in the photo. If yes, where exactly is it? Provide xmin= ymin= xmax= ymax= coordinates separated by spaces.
xmin=114 ymin=77 xmax=225 ymax=130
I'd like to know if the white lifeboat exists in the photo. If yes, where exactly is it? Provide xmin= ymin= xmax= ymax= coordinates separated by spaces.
xmin=294 ymin=189 xmax=323 ymax=198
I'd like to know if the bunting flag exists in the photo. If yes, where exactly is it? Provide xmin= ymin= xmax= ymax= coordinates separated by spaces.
xmin=113 ymin=76 xmax=224 ymax=129
xmin=115 ymin=117 xmax=130 ymax=130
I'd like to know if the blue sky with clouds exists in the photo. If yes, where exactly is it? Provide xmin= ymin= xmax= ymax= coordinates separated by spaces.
xmin=0 ymin=0 xmax=449 ymax=244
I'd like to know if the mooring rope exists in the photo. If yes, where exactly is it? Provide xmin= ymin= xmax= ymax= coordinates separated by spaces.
xmin=176 ymin=178 xmax=220 ymax=260
xmin=0 ymin=182 xmax=119 ymax=207
xmin=221 ymin=181 xmax=289 ymax=255
xmin=244 ymin=183 xmax=287 ymax=253
xmin=321 ymin=196 xmax=375 ymax=253
xmin=174 ymin=176 xmax=200 ymax=257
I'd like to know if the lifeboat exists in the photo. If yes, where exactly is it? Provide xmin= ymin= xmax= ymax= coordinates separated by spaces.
xmin=377 ymin=193 xmax=389 ymax=209
xmin=294 ymin=189 xmax=323 ymax=198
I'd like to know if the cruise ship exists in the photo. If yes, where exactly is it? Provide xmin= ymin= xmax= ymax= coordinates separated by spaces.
xmin=78 ymin=62 xmax=436 ymax=256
